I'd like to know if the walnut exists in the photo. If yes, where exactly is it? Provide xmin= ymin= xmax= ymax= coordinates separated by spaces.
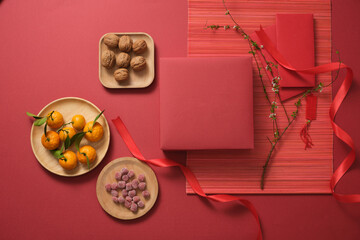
xmin=101 ymin=50 xmax=115 ymax=69
xmin=103 ymin=34 xmax=119 ymax=48
xmin=118 ymin=35 xmax=132 ymax=52
xmin=130 ymin=56 xmax=146 ymax=71
xmin=114 ymin=68 xmax=129 ymax=81
xmin=116 ymin=52 xmax=131 ymax=68
xmin=132 ymin=39 xmax=147 ymax=54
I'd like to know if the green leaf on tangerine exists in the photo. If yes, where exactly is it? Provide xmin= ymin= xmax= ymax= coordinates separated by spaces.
xmin=69 ymin=132 xmax=85 ymax=148
xmin=50 ymin=143 xmax=64 ymax=159
xmin=74 ymin=133 xmax=85 ymax=152
xmin=82 ymin=153 xmax=90 ymax=169
xmin=92 ymin=110 xmax=105 ymax=128
xmin=56 ymin=121 xmax=73 ymax=133
xmin=26 ymin=112 xmax=42 ymax=119
xmin=86 ymin=154 xmax=90 ymax=169
xmin=44 ymin=122 xmax=48 ymax=139
xmin=34 ymin=117 xmax=47 ymax=126
xmin=64 ymin=135 xmax=71 ymax=149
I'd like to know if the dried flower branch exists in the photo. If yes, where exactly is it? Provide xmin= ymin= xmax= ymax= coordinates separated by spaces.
xmin=205 ymin=0 xmax=342 ymax=189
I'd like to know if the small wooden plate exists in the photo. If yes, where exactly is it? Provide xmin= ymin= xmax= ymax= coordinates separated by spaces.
xmin=99 ymin=32 xmax=155 ymax=88
xmin=30 ymin=97 xmax=110 ymax=177
xmin=96 ymin=157 xmax=159 ymax=220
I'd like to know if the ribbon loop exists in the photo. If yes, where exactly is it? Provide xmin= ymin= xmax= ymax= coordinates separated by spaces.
xmin=112 ymin=117 xmax=262 ymax=239
xmin=256 ymin=28 xmax=360 ymax=203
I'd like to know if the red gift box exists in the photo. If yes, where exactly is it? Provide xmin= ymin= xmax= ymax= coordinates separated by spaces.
xmin=160 ymin=57 xmax=254 ymax=150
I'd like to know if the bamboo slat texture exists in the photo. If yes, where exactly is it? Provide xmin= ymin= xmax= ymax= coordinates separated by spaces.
xmin=186 ymin=0 xmax=332 ymax=194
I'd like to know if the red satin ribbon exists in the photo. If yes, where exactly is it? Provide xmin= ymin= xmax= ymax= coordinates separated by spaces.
xmin=112 ymin=117 xmax=262 ymax=240
xmin=256 ymin=26 xmax=360 ymax=203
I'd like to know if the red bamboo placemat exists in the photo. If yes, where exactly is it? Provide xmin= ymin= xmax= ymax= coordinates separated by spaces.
xmin=186 ymin=0 xmax=332 ymax=194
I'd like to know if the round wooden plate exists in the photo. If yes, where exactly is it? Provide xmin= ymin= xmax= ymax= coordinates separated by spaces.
xmin=30 ymin=97 xmax=110 ymax=177
xmin=96 ymin=157 xmax=159 ymax=220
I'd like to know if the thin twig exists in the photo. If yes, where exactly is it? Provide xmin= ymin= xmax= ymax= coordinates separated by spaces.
xmin=260 ymin=117 xmax=295 ymax=189
xmin=222 ymin=0 xmax=286 ymax=136
xmin=260 ymin=52 xmax=343 ymax=189
xmin=215 ymin=0 xmax=343 ymax=189
xmin=257 ymin=50 xmax=290 ymax=123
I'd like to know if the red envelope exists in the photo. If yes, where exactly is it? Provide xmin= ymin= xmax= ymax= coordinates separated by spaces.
xmin=252 ymin=14 xmax=315 ymax=100
xmin=160 ymin=57 xmax=254 ymax=150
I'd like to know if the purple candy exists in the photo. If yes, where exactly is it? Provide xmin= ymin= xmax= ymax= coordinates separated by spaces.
xmin=111 ymin=190 xmax=118 ymax=197
xmin=111 ymin=183 xmax=118 ymax=190
xmin=133 ymin=196 xmax=140 ymax=203
xmin=118 ymin=196 xmax=125 ymax=204
xmin=117 ymin=181 xmax=126 ymax=189
xmin=112 ymin=196 xmax=119 ymax=203
xmin=124 ymin=200 xmax=131 ymax=209
xmin=125 ymin=196 xmax=132 ymax=202
xmin=127 ymin=170 xmax=135 ymax=178
xmin=121 ymin=168 xmax=129 ymax=175
xmin=128 ymin=190 xmax=136 ymax=198
xmin=138 ymin=174 xmax=145 ymax=182
xmin=125 ymin=182 xmax=133 ymax=191
xmin=105 ymin=183 xmax=112 ymax=192
xmin=137 ymin=201 xmax=145 ymax=208
xmin=121 ymin=189 xmax=128 ymax=197
xmin=142 ymin=190 xmax=150 ymax=198
xmin=115 ymin=172 xmax=122 ymax=181
xmin=130 ymin=202 xmax=138 ymax=212
xmin=138 ymin=182 xmax=146 ymax=191
xmin=131 ymin=179 xmax=139 ymax=189
xmin=122 ymin=174 xmax=129 ymax=181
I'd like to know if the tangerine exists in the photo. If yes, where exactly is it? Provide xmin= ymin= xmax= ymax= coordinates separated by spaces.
xmin=83 ymin=121 xmax=104 ymax=142
xmin=77 ymin=145 xmax=97 ymax=164
xmin=41 ymin=131 xmax=60 ymax=150
xmin=58 ymin=127 xmax=76 ymax=142
xmin=72 ymin=114 xmax=86 ymax=130
xmin=47 ymin=111 xmax=64 ymax=129
xmin=59 ymin=150 xmax=78 ymax=170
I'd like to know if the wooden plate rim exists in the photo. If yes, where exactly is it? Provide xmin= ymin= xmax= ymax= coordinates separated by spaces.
xmin=98 ymin=32 xmax=155 ymax=89
xmin=96 ymin=157 xmax=159 ymax=220
xmin=30 ymin=97 xmax=111 ymax=177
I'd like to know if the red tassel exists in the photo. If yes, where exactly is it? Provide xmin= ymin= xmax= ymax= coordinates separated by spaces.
xmin=300 ymin=94 xmax=317 ymax=149
xmin=300 ymin=121 xmax=314 ymax=150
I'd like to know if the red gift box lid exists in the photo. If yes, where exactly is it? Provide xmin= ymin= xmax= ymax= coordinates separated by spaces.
xmin=160 ymin=57 xmax=254 ymax=150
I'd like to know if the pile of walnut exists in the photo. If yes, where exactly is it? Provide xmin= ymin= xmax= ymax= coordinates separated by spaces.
xmin=101 ymin=34 xmax=147 ymax=82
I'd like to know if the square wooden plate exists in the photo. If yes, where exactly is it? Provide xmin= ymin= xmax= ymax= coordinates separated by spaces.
xmin=99 ymin=32 xmax=155 ymax=88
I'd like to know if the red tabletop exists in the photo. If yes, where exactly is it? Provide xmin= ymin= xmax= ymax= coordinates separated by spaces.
xmin=0 ymin=0 xmax=359 ymax=239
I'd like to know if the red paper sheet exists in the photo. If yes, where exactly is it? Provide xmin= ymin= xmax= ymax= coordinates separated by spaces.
xmin=276 ymin=14 xmax=315 ymax=88
xmin=187 ymin=0 xmax=332 ymax=194
xmin=250 ymin=14 xmax=316 ymax=100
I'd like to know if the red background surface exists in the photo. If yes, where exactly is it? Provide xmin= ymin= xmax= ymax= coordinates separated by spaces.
xmin=0 ymin=0 xmax=359 ymax=239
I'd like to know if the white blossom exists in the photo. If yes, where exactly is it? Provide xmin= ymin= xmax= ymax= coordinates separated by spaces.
xmin=269 ymin=113 xmax=277 ymax=119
